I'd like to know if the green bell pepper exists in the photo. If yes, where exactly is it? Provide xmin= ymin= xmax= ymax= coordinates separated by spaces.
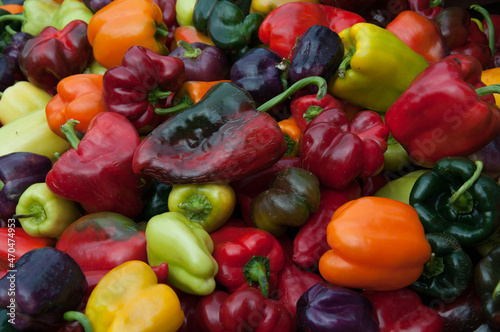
xmin=135 ymin=179 xmax=172 ymax=223
xmin=409 ymin=157 xmax=500 ymax=247
xmin=383 ymin=132 xmax=410 ymax=173
xmin=49 ymin=0 xmax=93 ymax=30
xmin=145 ymin=211 xmax=219 ymax=296
xmin=14 ymin=182 xmax=82 ymax=238
xmin=168 ymin=183 xmax=236 ymax=233
xmin=474 ymin=244 xmax=500 ymax=329
xmin=0 ymin=0 xmax=61 ymax=36
xmin=375 ymin=169 xmax=429 ymax=205
xmin=410 ymin=233 xmax=473 ymax=302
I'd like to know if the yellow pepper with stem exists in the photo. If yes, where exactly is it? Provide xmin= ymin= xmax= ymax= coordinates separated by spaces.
xmin=481 ymin=67 xmax=500 ymax=107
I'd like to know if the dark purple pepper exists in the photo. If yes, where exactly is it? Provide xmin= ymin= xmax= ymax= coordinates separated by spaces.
xmin=469 ymin=134 xmax=500 ymax=176
xmin=4 ymin=32 xmax=32 ymax=82
xmin=230 ymin=47 xmax=285 ymax=105
xmin=0 ymin=152 xmax=53 ymax=218
xmin=168 ymin=41 xmax=229 ymax=81
xmin=0 ymin=247 xmax=87 ymax=331
xmin=0 ymin=54 xmax=15 ymax=92
xmin=81 ymin=0 xmax=113 ymax=13
xmin=296 ymin=281 xmax=380 ymax=332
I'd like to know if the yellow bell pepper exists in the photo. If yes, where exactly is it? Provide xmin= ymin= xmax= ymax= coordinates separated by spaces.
xmin=250 ymin=0 xmax=319 ymax=16
xmin=175 ymin=0 xmax=197 ymax=26
xmin=85 ymin=260 xmax=184 ymax=332
xmin=481 ymin=67 xmax=500 ymax=107
xmin=0 ymin=81 xmax=52 ymax=125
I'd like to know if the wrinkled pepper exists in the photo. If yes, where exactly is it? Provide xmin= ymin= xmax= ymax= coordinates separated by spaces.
xmin=0 ymin=81 xmax=52 ymax=125
xmin=45 ymin=113 xmax=145 ymax=218
xmin=145 ymin=211 xmax=218 ymax=295
xmin=474 ymin=244 xmax=500 ymax=330
xmin=45 ymin=73 xmax=106 ymax=138
xmin=409 ymin=157 xmax=500 ymax=247
xmin=87 ymin=0 xmax=168 ymax=68
xmin=319 ymin=196 xmax=432 ymax=291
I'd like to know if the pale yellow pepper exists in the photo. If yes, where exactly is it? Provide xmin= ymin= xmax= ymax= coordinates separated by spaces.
xmin=0 ymin=81 xmax=52 ymax=125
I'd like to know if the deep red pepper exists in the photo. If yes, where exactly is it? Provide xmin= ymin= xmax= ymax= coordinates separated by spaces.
xmin=408 ymin=0 xmax=443 ymax=19
xmin=210 ymin=223 xmax=286 ymax=298
xmin=153 ymin=0 xmax=178 ymax=50
xmin=483 ymin=14 xmax=500 ymax=55
xmin=45 ymin=112 xmax=146 ymax=218
xmin=290 ymin=92 xmax=345 ymax=131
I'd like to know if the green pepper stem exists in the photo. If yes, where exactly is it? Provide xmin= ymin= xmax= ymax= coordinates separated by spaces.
xmin=429 ymin=0 xmax=442 ymax=7
xmin=493 ymin=280 xmax=500 ymax=299
xmin=155 ymin=100 xmax=192 ymax=115
xmin=337 ymin=46 xmax=356 ymax=79
xmin=471 ymin=5 xmax=495 ymax=55
xmin=155 ymin=26 xmax=169 ymax=38
xmin=243 ymin=256 xmax=270 ymax=298
xmin=0 ymin=14 xmax=25 ymax=24
xmin=178 ymin=193 xmax=212 ymax=222
xmin=257 ymin=76 xmax=327 ymax=112
xmin=304 ymin=105 xmax=324 ymax=122
xmin=449 ymin=160 xmax=483 ymax=205
xmin=63 ymin=311 xmax=93 ymax=332
xmin=60 ymin=119 xmax=81 ymax=149
xmin=5 ymin=24 xmax=16 ymax=35
xmin=476 ymin=84 xmax=500 ymax=97
xmin=12 ymin=212 xmax=41 ymax=219
xmin=425 ymin=252 xmax=435 ymax=274
xmin=147 ymin=88 xmax=172 ymax=105
xmin=177 ymin=40 xmax=202 ymax=58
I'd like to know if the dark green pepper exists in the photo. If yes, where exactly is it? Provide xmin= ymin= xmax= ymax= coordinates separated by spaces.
xmin=135 ymin=179 xmax=172 ymax=223
xmin=409 ymin=157 xmax=500 ymax=247
xmin=474 ymin=244 xmax=500 ymax=330
xmin=250 ymin=167 xmax=320 ymax=237
xmin=193 ymin=0 xmax=252 ymax=35
xmin=411 ymin=233 xmax=473 ymax=302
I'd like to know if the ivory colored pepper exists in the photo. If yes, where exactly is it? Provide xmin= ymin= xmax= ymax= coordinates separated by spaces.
xmin=0 ymin=81 xmax=52 ymax=125
xmin=319 ymin=196 xmax=432 ymax=291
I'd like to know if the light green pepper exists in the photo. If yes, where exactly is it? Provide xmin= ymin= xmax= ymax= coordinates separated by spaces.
xmin=49 ymin=0 xmax=93 ymax=30
xmin=145 ymin=211 xmax=218 ymax=295
xmin=375 ymin=169 xmax=429 ymax=204
xmin=175 ymin=0 xmax=197 ymax=26
xmin=19 ymin=0 xmax=60 ymax=36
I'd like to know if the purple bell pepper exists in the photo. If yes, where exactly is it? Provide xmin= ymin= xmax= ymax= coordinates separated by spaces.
xmin=296 ymin=281 xmax=380 ymax=332
xmin=81 ymin=0 xmax=113 ymax=13
xmin=4 ymin=32 xmax=32 ymax=82
xmin=0 ymin=54 xmax=15 ymax=92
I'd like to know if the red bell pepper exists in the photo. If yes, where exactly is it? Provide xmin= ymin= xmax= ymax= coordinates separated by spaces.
xmin=300 ymin=108 xmax=390 ymax=190
xmin=385 ymin=54 xmax=500 ymax=168
xmin=45 ymin=112 xmax=146 ymax=218
xmin=258 ymin=2 xmax=365 ymax=59
xmin=197 ymin=288 xmax=294 ymax=332
xmin=408 ymin=0 xmax=443 ymax=19
xmin=292 ymin=182 xmax=361 ymax=270
xmin=363 ymin=288 xmax=444 ymax=332
xmin=290 ymin=91 xmax=345 ymax=131
xmin=102 ymin=45 xmax=186 ymax=133
xmin=210 ymin=223 xmax=286 ymax=298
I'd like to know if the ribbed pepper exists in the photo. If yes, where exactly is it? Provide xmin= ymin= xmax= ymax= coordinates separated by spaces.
xmin=49 ymin=0 xmax=93 ymax=30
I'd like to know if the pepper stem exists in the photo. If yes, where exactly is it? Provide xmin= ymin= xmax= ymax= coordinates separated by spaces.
xmin=60 ymin=119 xmax=81 ymax=149
xmin=12 ymin=212 xmax=41 ymax=219
xmin=429 ymin=0 xmax=442 ymax=7
xmin=257 ymin=76 xmax=327 ymax=113
xmin=304 ymin=105 xmax=324 ymax=122
xmin=147 ymin=87 xmax=172 ymax=105
xmin=178 ymin=194 xmax=212 ymax=222
xmin=155 ymin=23 xmax=169 ymax=38
xmin=177 ymin=40 xmax=202 ymax=58
xmin=337 ymin=46 xmax=356 ymax=79
xmin=471 ymin=5 xmax=495 ymax=54
xmin=243 ymin=255 xmax=270 ymax=298
xmin=63 ymin=311 xmax=93 ymax=332
xmin=493 ymin=280 xmax=500 ymax=299
xmin=155 ymin=95 xmax=193 ymax=115
xmin=476 ymin=84 xmax=500 ymax=97
xmin=0 ymin=14 xmax=25 ymax=24
xmin=5 ymin=24 xmax=16 ymax=35
xmin=449 ymin=160 xmax=483 ymax=210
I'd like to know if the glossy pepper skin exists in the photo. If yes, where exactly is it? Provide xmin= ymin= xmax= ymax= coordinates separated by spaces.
xmin=319 ymin=196 xmax=432 ymax=291
xmin=102 ymin=45 xmax=186 ymax=133
xmin=250 ymin=167 xmax=321 ymax=237
xmin=85 ymin=260 xmax=184 ymax=332
xmin=300 ymin=108 xmax=390 ymax=190
xmin=49 ymin=0 xmax=93 ymax=31
xmin=258 ymin=2 xmax=365 ymax=59
xmin=411 ymin=233 xmax=473 ymax=301
xmin=0 ymin=152 xmax=52 ymax=219
xmin=0 ymin=81 xmax=51 ymax=125
xmin=474 ymin=244 xmax=500 ymax=330
xmin=46 ymin=113 xmax=145 ymax=218
xmin=290 ymin=91 xmax=345 ymax=131
xmin=55 ymin=212 xmax=148 ymax=272
xmin=296 ymin=281 xmax=379 ymax=332
xmin=87 ymin=0 xmax=168 ymax=69
xmin=19 ymin=19 xmax=93 ymax=92
xmin=251 ymin=0 xmax=319 ymax=16
xmin=409 ymin=157 xmax=500 ymax=247
xmin=329 ymin=22 xmax=429 ymax=113
xmin=385 ymin=54 xmax=500 ymax=167
xmin=135 ymin=179 xmax=172 ymax=223
xmin=408 ymin=0 xmax=443 ymax=19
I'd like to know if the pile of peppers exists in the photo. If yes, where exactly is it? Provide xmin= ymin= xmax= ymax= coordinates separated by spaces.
xmin=2 ymin=0 xmax=500 ymax=331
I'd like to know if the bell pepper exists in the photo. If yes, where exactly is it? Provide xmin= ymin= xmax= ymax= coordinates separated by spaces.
xmin=210 ymin=222 xmax=285 ymax=298
xmin=0 ymin=108 xmax=70 ymax=162
xmin=14 ymin=182 xmax=81 ymax=238
xmin=81 ymin=0 xmax=112 ymax=13
xmin=258 ymin=2 xmax=365 ymax=59
xmin=329 ymin=22 xmax=429 ymax=113
xmin=386 ymin=10 xmax=449 ymax=64
xmin=172 ymin=25 xmax=214 ymax=49
xmin=408 ymin=0 xmax=443 ymax=19
xmin=153 ymin=0 xmax=178 ymax=50
xmin=292 ymin=181 xmax=361 ymax=270
xmin=411 ymin=233 xmax=474 ymax=301
xmin=55 ymin=212 xmax=148 ymax=272
xmin=0 ymin=81 xmax=51 ymax=125
xmin=319 ymin=196 xmax=432 ymax=290
xmin=251 ymin=0 xmax=319 ymax=17
xmin=145 ymin=211 xmax=218 ymax=295
xmin=290 ymin=90 xmax=345 ymax=131
xmin=175 ymin=0 xmax=196 ymax=26
xmin=481 ymin=67 xmax=500 ymax=107
xmin=409 ymin=157 xmax=500 ymax=247
xmin=46 ymin=113 xmax=145 ymax=218
xmin=0 ymin=309 xmax=17 ymax=332
xmin=197 ymin=287 xmax=294 ymax=332
xmin=19 ymin=19 xmax=94 ymax=92
xmin=168 ymin=80 xmax=231 ymax=113
xmin=102 ymin=45 xmax=186 ymax=133
xmin=133 ymin=76 xmax=326 ymax=185
xmin=382 ymin=131 xmax=411 ymax=173
xmin=300 ymin=107 xmax=390 ymax=190
xmin=374 ymin=169 xmax=429 ymax=205
xmin=135 ymin=179 xmax=172 ymax=223
xmin=49 ymin=0 xmax=93 ymax=31
xmin=0 ymin=0 xmax=61 ymax=36
xmin=296 ymin=281 xmax=379 ymax=332
xmin=84 ymin=260 xmax=184 ymax=332
xmin=363 ymin=287 xmax=445 ymax=332
xmin=0 ymin=227 xmax=54 ymax=270
xmin=0 ymin=54 xmax=15 ymax=92
xmin=86 ymin=0 xmax=168 ymax=69
xmin=46 ymin=73 xmax=106 ymax=138
xmin=250 ymin=167 xmax=321 ymax=237
xmin=474 ymin=244 xmax=500 ymax=330
xmin=168 ymin=183 xmax=236 ymax=233
xmin=278 ymin=117 xmax=301 ymax=158
xmin=385 ymin=54 xmax=500 ymax=167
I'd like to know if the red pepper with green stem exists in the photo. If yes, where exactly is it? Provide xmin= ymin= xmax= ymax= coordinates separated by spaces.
xmin=290 ymin=91 xmax=345 ymax=131
xmin=408 ymin=0 xmax=443 ymax=19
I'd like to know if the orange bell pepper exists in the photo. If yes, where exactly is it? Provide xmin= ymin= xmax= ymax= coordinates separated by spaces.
xmin=45 ymin=74 xmax=107 ymax=138
xmin=319 ymin=196 xmax=431 ymax=291
xmin=87 ymin=0 xmax=169 ymax=69
xmin=171 ymin=26 xmax=214 ymax=51
xmin=278 ymin=117 xmax=302 ymax=158
xmin=481 ymin=67 xmax=500 ymax=107
xmin=0 ymin=4 xmax=24 ymax=14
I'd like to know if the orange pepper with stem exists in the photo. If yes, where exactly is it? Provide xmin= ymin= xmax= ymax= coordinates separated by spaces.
xmin=45 ymin=74 xmax=107 ymax=138
xmin=171 ymin=26 xmax=214 ymax=51
xmin=319 ymin=196 xmax=431 ymax=291
xmin=278 ymin=117 xmax=302 ymax=157
xmin=481 ymin=67 xmax=500 ymax=107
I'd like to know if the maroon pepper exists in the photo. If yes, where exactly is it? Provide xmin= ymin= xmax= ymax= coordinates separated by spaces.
xmin=18 ymin=20 xmax=93 ymax=93
xmin=408 ymin=0 xmax=443 ymax=19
